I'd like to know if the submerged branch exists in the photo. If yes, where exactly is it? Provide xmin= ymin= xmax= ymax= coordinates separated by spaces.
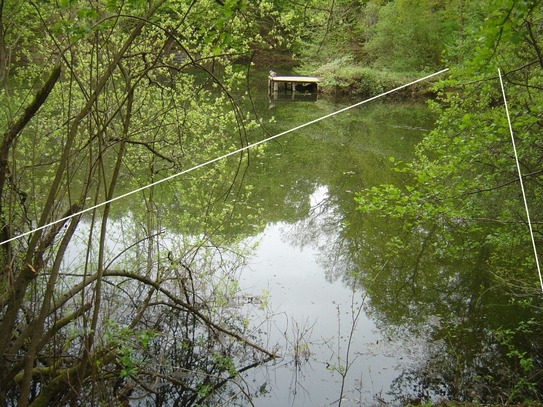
xmin=103 ymin=269 xmax=276 ymax=359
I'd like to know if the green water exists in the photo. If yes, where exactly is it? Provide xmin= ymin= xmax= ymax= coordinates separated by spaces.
xmin=56 ymin=68 xmax=543 ymax=406
xmin=231 ymin=70 xmax=543 ymax=405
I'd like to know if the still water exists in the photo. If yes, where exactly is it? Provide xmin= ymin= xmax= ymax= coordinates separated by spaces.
xmin=58 ymin=69 xmax=542 ymax=405
xmin=234 ymin=82 xmax=438 ymax=406
xmin=240 ymin=200 xmax=426 ymax=406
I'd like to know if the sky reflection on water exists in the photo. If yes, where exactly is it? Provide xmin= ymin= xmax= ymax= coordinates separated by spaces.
xmin=240 ymin=186 xmax=425 ymax=406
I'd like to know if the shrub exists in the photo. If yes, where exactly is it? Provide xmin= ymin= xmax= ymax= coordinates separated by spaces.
xmin=312 ymin=56 xmax=427 ymax=97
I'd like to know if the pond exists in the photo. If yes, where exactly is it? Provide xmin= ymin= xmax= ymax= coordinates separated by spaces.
xmin=52 ymin=67 xmax=542 ymax=407
xmin=232 ymin=71 xmax=437 ymax=406
xmin=227 ymin=69 xmax=543 ymax=406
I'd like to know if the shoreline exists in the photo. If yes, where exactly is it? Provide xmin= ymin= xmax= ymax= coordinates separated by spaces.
xmin=250 ymin=52 xmax=442 ymax=99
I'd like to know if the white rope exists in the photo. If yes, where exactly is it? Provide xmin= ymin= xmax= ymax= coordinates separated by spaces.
xmin=498 ymin=68 xmax=543 ymax=293
xmin=0 ymin=68 xmax=449 ymax=246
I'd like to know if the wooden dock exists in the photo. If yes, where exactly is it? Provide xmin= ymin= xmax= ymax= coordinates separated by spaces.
xmin=268 ymin=74 xmax=320 ymax=95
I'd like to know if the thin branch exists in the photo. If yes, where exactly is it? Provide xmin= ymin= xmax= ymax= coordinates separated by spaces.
xmin=103 ymin=269 xmax=276 ymax=358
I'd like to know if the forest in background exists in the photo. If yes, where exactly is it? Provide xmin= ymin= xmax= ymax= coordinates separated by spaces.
xmin=0 ymin=0 xmax=542 ymax=405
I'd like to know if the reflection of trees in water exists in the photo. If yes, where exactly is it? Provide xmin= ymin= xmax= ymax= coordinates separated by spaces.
xmin=390 ymin=308 xmax=543 ymax=404
xmin=283 ymin=185 xmax=355 ymax=285
xmin=356 ymin=225 xmax=543 ymax=403
xmin=353 ymin=222 xmax=543 ymax=403
xmin=3 ymin=224 xmax=274 ymax=406
xmin=280 ymin=183 xmax=543 ymax=403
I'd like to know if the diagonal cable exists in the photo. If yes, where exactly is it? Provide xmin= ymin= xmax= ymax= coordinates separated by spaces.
xmin=0 ymin=68 xmax=449 ymax=246
xmin=498 ymin=68 xmax=543 ymax=293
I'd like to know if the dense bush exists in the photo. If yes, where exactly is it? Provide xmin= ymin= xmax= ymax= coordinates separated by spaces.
xmin=311 ymin=55 xmax=430 ymax=97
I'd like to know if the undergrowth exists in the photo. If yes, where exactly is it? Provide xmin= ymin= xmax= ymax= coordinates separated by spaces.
xmin=298 ymin=55 xmax=434 ymax=98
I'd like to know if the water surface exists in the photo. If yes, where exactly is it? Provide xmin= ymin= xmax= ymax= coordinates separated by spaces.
xmin=236 ymin=82 xmax=436 ymax=405
xmin=231 ymin=70 xmax=543 ymax=406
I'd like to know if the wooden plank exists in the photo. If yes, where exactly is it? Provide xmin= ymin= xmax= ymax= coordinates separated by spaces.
xmin=268 ymin=75 xmax=320 ymax=83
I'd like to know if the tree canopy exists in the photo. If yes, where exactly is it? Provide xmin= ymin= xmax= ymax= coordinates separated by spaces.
xmin=354 ymin=0 xmax=543 ymax=401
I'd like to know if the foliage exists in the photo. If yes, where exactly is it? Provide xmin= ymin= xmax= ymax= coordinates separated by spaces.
xmin=312 ymin=54 xmax=430 ymax=96
xmin=1 ymin=0 xmax=542 ymax=404
xmin=0 ymin=0 xmax=285 ymax=405
xmin=292 ymin=0 xmax=367 ymax=65
xmin=294 ymin=0 xmax=461 ymax=79
xmin=354 ymin=0 xmax=543 ymax=403
xmin=363 ymin=0 xmax=454 ymax=72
